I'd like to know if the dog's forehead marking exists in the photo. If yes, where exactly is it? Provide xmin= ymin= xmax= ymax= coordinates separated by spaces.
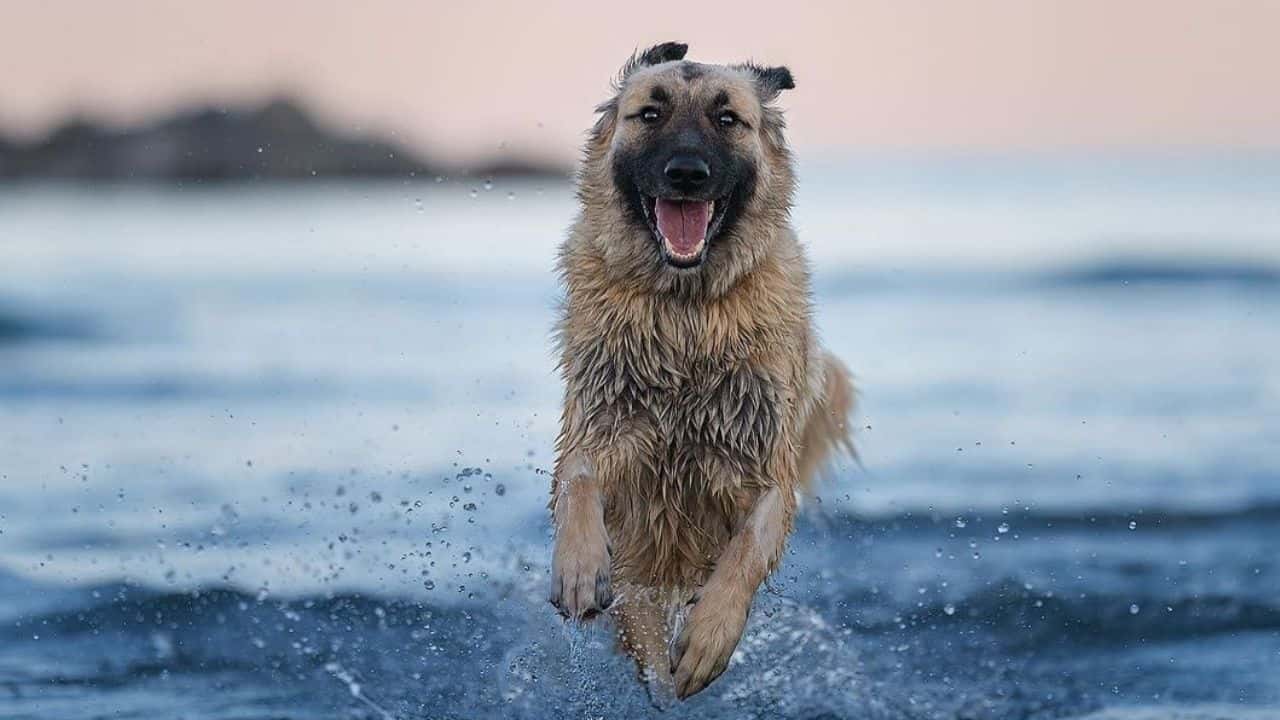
xmin=680 ymin=61 xmax=705 ymax=81
xmin=626 ymin=63 xmax=758 ymax=110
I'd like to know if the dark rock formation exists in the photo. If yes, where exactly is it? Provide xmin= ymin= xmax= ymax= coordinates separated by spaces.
xmin=0 ymin=98 xmax=563 ymax=181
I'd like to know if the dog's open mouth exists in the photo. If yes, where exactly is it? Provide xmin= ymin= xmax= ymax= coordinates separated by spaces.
xmin=641 ymin=195 xmax=728 ymax=268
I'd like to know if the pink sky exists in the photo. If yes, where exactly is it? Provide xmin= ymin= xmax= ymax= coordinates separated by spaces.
xmin=3 ymin=0 xmax=1279 ymax=165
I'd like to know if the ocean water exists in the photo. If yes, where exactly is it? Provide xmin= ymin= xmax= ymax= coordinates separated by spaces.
xmin=1 ymin=158 xmax=1279 ymax=719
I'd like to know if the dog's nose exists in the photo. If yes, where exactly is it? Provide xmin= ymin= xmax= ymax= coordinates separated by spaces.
xmin=664 ymin=154 xmax=710 ymax=188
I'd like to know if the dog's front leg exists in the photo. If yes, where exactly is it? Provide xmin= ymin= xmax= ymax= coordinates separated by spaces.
xmin=669 ymin=486 xmax=791 ymax=699
xmin=549 ymin=452 xmax=612 ymax=621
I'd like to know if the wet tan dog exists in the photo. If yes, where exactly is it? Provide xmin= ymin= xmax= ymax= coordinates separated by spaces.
xmin=549 ymin=42 xmax=854 ymax=702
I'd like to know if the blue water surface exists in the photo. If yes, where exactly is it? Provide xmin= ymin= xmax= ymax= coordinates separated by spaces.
xmin=1 ymin=166 xmax=1279 ymax=719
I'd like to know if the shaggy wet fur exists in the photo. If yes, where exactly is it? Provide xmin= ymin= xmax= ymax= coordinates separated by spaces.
xmin=550 ymin=42 xmax=854 ymax=702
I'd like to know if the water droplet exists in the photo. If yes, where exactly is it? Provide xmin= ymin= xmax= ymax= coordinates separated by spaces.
xmin=943 ymin=604 xmax=956 ymax=616
xmin=1128 ymin=521 xmax=1137 ymax=530
xmin=954 ymin=518 xmax=967 ymax=529
xmin=423 ymin=579 xmax=435 ymax=590
xmin=494 ymin=483 xmax=506 ymax=496
xmin=997 ymin=522 xmax=1009 ymax=534
xmin=1129 ymin=603 xmax=1140 ymax=615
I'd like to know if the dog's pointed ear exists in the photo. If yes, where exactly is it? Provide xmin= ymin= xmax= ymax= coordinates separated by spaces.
xmin=594 ymin=42 xmax=688 ymax=144
xmin=744 ymin=64 xmax=796 ymax=102
xmin=619 ymin=41 xmax=689 ymax=81
xmin=639 ymin=41 xmax=688 ymax=66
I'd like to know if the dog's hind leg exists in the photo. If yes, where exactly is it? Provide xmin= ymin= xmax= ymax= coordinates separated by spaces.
xmin=797 ymin=351 xmax=856 ymax=492
xmin=668 ymin=486 xmax=793 ymax=699
xmin=614 ymin=585 xmax=676 ymax=708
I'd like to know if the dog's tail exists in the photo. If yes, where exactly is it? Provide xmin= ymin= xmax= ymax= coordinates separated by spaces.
xmin=797 ymin=351 xmax=857 ymax=494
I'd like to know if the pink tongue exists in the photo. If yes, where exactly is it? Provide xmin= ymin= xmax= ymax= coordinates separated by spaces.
xmin=654 ymin=199 xmax=711 ymax=255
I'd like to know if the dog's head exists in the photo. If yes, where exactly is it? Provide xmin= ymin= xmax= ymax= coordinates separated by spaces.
xmin=579 ymin=42 xmax=796 ymax=295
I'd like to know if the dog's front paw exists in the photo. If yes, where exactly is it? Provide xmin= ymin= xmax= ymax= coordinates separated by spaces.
xmin=668 ymin=583 xmax=750 ymax=699
xmin=549 ymin=518 xmax=612 ymax=621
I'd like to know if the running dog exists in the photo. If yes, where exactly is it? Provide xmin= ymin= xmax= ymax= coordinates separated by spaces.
xmin=550 ymin=41 xmax=854 ymax=702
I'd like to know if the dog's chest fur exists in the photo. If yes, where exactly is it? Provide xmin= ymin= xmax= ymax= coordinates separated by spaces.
xmin=563 ymin=286 xmax=798 ymax=482
xmin=557 ymin=259 xmax=810 ymax=587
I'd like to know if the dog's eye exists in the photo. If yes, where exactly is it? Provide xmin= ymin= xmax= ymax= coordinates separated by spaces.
xmin=717 ymin=111 xmax=739 ymax=128
xmin=640 ymin=107 xmax=661 ymax=124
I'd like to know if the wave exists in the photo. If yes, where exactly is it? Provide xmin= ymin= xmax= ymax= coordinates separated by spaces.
xmin=2 ymin=585 xmax=449 ymax=642
xmin=1041 ymin=260 xmax=1280 ymax=290
xmin=0 ymin=304 xmax=95 ymax=344
xmin=846 ymin=579 xmax=1280 ymax=649
xmin=811 ymin=259 xmax=1280 ymax=298
xmin=0 ymin=585 xmax=507 ymax=718
xmin=3 ymin=573 xmax=1278 ymax=718
xmin=807 ymin=500 xmax=1280 ymax=537
xmin=10 ymin=560 xmax=1278 ymax=661
xmin=0 ymin=374 xmax=342 ymax=402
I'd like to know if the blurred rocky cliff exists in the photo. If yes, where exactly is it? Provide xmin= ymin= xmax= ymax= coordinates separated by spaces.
xmin=0 ymin=98 xmax=562 ymax=181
